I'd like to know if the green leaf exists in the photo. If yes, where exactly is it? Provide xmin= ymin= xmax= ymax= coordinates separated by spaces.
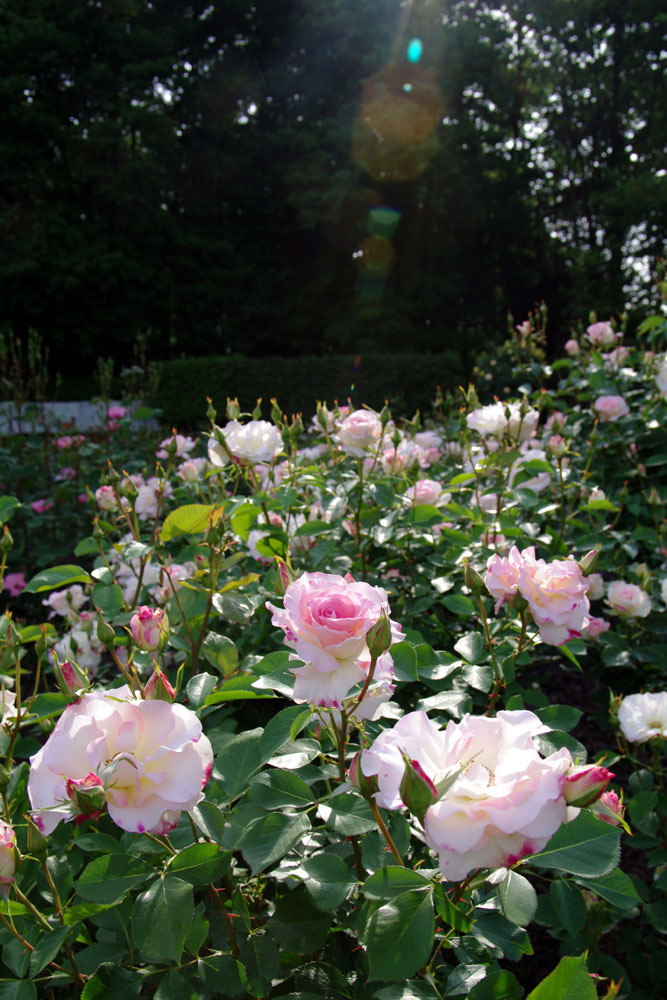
xmin=364 ymin=889 xmax=435 ymax=981
xmin=76 ymin=854 xmax=154 ymax=904
xmin=0 ymin=984 xmax=37 ymax=1000
xmin=578 ymin=868 xmax=641 ymax=910
xmin=81 ymin=964 xmax=143 ymax=1000
xmin=241 ymin=811 xmax=311 ymax=873
xmin=373 ymin=984 xmax=439 ymax=1000
xmin=0 ymin=496 xmax=21 ymax=525
xmin=293 ymin=519 xmax=333 ymax=537
xmin=249 ymin=769 xmax=315 ymax=809
xmin=214 ymin=728 xmax=264 ymax=798
xmin=29 ymin=925 xmax=71 ymax=976
xmin=472 ymin=910 xmax=533 ymax=961
xmin=443 ymin=594 xmax=476 ymax=617
xmin=550 ymin=880 xmax=587 ymax=933
xmin=469 ymin=971 xmax=524 ymax=1000
xmin=267 ymin=887 xmax=332 ymax=954
xmin=17 ymin=623 xmax=56 ymax=643
xmin=197 ymin=954 xmax=248 ymax=995
xmin=298 ymin=855 xmax=356 ymax=911
xmin=390 ymin=641 xmax=419 ymax=682
xmin=191 ymin=801 xmax=226 ymax=845
xmin=230 ymin=502 xmax=259 ymax=541
xmin=319 ymin=792 xmax=377 ymax=835
xmin=363 ymin=866 xmax=431 ymax=900
xmin=259 ymin=704 xmax=312 ymax=760
xmin=168 ymin=843 xmax=232 ymax=886
xmin=527 ymin=812 xmax=621 ymax=877
xmin=433 ymin=884 xmax=474 ymax=932
xmin=186 ymin=671 xmax=218 ymax=708
xmin=155 ymin=970 xmax=199 ymax=1000
xmin=23 ymin=564 xmax=92 ymax=593
xmin=160 ymin=503 xmax=220 ymax=541
xmin=202 ymin=633 xmax=238 ymax=677
xmin=526 ymin=954 xmax=596 ymax=1000
xmin=497 ymin=870 xmax=537 ymax=927
xmin=239 ymin=934 xmax=280 ymax=997
xmin=131 ymin=875 xmax=193 ymax=963
xmin=91 ymin=582 xmax=126 ymax=618
xmin=205 ymin=676 xmax=273 ymax=702
xmin=453 ymin=631 xmax=485 ymax=663
xmin=536 ymin=705 xmax=583 ymax=733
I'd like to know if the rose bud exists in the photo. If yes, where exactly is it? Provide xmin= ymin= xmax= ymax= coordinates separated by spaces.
xmin=463 ymin=559 xmax=485 ymax=596
xmin=578 ymin=546 xmax=601 ymax=576
xmin=66 ymin=773 xmax=107 ymax=823
xmin=563 ymin=764 xmax=614 ymax=808
xmin=129 ymin=607 xmax=169 ymax=652
xmin=399 ymin=753 xmax=438 ymax=823
xmin=54 ymin=656 xmax=90 ymax=699
xmin=25 ymin=816 xmax=49 ymax=859
xmin=366 ymin=611 xmax=392 ymax=660
xmin=143 ymin=667 xmax=176 ymax=703
xmin=274 ymin=557 xmax=297 ymax=597
xmin=349 ymin=751 xmax=379 ymax=801
xmin=0 ymin=823 xmax=19 ymax=897
xmin=593 ymin=790 xmax=625 ymax=827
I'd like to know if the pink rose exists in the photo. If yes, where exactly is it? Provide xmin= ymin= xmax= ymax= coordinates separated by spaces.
xmin=95 ymin=485 xmax=118 ymax=511
xmin=583 ymin=616 xmax=610 ymax=640
xmin=518 ymin=553 xmax=590 ymax=646
xmin=28 ymin=686 xmax=213 ymax=835
xmin=2 ymin=572 xmax=26 ymax=596
xmin=563 ymin=764 xmax=613 ymax=807
xmin=593 ymin=395 xmax=630 ymax=422
xmin=564 ymin=339 xmax=580 ymax=356
xmin=337 ymin=410 xmax=383 ymax=457
xmin=266 ymin=571 xmax=401 ymax=708
xmin=130 ymin=607 xmax=169 ymax=651
xmin=405 ymin=479 xmax=446 ymax=506
xmin=156 ymin=433 xmax=196 ymax=460
xmin=607 ymin=581 xmax=651 ymax=618
xmin=593 ymin=790 xmax=624 ymax=826
xmin=485 ymin=545 xmax=532 ymax=613
xmin=108 ymin=405 xmax=128 ymax=421
xmin=361 ymin=709 xmax=573 ymax=881
xmin=31 ymin=499 xmax=53 ymax=514
xmin=586 ymin=321 xmax=617 ymax=348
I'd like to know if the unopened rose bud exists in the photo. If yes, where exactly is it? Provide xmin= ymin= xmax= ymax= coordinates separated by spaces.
xmin=578 ymin=547 xmax=601 ymax=576
xmin=35 ymin=626 xmax=50 ymax=657
xmin=96 ymin=616 xmax=116 ymax=650
xmin=252 ymin=398 xmax=263 ymax=420
xmin=66 ymin=773 xmax=106 ymax=822
xmin=0 ymin=526 xmax=13 ymax=552
xmin=54 ymin=656 xmax=89 ymax=698
xmin=548 ymin=434 xmax=567 ymax=457
xmin=563 ymin=764 xmax=614 ymax=808
xmin=226 ymin=397 xmax=240 ymax=420
xmin=366 ymin=611 xmax=392 ymax=660
xmin=0 ymin=766 xmax=10 ymax=793
xmin=349 ymin=752 xmax=379 ymax=801
xmin=399 ymin=753 xmax=438 ymax=823
xmin=273 ymin=557 xmax=296 ymax=597
xmin=25 ymin=816 xmax=49 ymax=859
xmin=594 ymin=790 xmax=625 ymax=827
xmin=206 ymin=397 xmax=217 ymax=423
xmin=130 ymin=606 xmax=169 ymax=651
xmin=463 ymin=559 xmax=485 ymax=596
xmin=648 ymin=487 xmax=661 ymax=507
xmin=270 ymin=398 xmax=284 ymax=427
xmin=316 ymin=401 xmax=329 ymax=431
xmin=144 ymin=667 xmax=176 ymax=702
xmin=290 ymin=413 xmax=304 ymax=438
xmin=0 ymin=823 xmax=18 ymax=896
xmin=379 ymin=402 xmax=391 ymax=428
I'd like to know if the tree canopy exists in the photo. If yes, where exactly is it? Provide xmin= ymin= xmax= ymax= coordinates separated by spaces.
xmin=1 ymin=0 xmax=664 ymax=375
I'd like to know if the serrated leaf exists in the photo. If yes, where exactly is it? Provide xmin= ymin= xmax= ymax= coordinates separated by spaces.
xmin=168 ymin=842 xmax=232 ymax=885
xmin=259 ymin=704 xmax=312 ymax=760
xmin=433 ymin=884 xmax=474 ymax=932
xmin=160 ymin=503 xmax=221 ymax=541
xmin=319 ymin=792 xmax=377 ymax=835
xmin=29 ymin=925 xmax=71 ymax=976
xmin=249 ymin=769 xmax=314 ymax=809
xmin=454 ymin=631 xmax=485 ymax=663
xmin=526 ymin=953 xmax=596 ymax=1000
xmin=23 ymin=564 xmax=92 ymax=593
xmin=364 ymin=889 xmax=434 ymax=981
xmin=363 ymin=866 xmax=431 ymax=899
xmin=443 ymin=594 xmax=476 ymax=616
xmin=214 ymin=728 xmax=264 ymax=797
xmin=0 ymin=496 xmax=21 ymax=525
xmin=81 ymin=964 xmax=142 ymax=1000
xmin=191 ymin=801 xmax=227 ymax=845
xmin=202 ymin=632 xmax=238 ymax=677
xmin=131 ymin=875 xmax=193 ymax=963
xmin=298 ymin=855 xmax=356 ymax=911
xmin=550 ymin=880 xmax=587 ymax=933
xmin=578 ymin=868 xmax=641 ymax=910
xmin=497 ymin=870 xmax=537 ymax=927
xmin=155 ymin=970 xmax=199 ymax=1000
xmin=536 ymin=705 xmax=583 ymax=733
xmin=391 ymin=641 xmax=419 ymax=682
xmin=76 ymin=854 xmax=154 ymax=904
xmin=186 ymin=671 xmax=218 ymax=708
xmin=241 ymin=811 xmax=311 ymax=873
xmin=0 ymin=985 xmax=37 ymax=1000
xmin=267 ymin=888 xmax=332 ymax=954
xmin=526 ymin=812 xmax=621 ymax=877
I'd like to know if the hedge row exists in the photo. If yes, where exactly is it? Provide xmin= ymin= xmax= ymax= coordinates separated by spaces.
xmin=154 ymin=352 xmax=465 ymax=427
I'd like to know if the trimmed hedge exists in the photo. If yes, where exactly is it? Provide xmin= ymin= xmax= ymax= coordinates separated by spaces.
xmin=155 ymin=352 xmax=464 ymax=427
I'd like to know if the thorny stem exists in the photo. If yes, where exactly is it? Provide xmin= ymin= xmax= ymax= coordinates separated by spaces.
xmin=370 ymin=800 xmax=404 ymax=866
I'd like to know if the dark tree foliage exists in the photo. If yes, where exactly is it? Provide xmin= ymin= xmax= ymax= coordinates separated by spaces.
xmin=0 ymin=0 xmax=664 ymax=376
